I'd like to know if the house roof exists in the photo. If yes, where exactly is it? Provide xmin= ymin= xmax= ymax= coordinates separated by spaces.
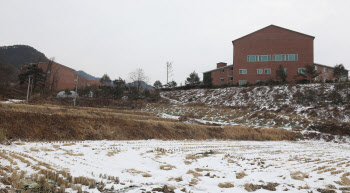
xmin=203 ymin=64 xmax=233 ymax=74
xmin=313 ymin=63 xmax=349 ymax=71
xmin=232 ymin=25 xmax=315 ymax=45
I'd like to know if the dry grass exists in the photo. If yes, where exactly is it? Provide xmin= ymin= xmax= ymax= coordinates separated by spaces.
xmin=195 ymin=168 xmax=213 ymax=172
xmin=160 ymin=164 xmax=176 ymax=171
xmin=186 ymin=170 xmax=202 ymax=178
xmin=0 ymin=103 xmax=297 ymax=141
xmin=62 ymin=143 xmax=76 ymax=146
xmin=335 ymin=172 xmax=350 ymax=186
xmin=174 ymin=176 xmax=183 ymax=182
xmin=189 ymin=178 xmax=199 ymax=186
xmin=142 ymin=173 xmax=152 ymax=178
xmin=53 ymin=145 xmax=60 ymax=148
xmin=29 ymin=147 xmax=39 ymax=152
xmin=290 ymin=171 xmax=309 ymax=181
xmin=218 ymin=182 xmax=234 ymax=188
xmin=236 ymin=171 xmax=246 ymax=179
xmin=106 ymin=150 xmax=120 ymax=157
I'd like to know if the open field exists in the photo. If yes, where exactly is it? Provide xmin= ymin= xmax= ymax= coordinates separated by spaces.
xmin=1 ymin=140 xmax=350 ymax=192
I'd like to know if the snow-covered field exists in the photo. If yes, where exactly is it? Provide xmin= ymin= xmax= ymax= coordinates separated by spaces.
xmin=1 ymin=140 xmax=350 ymax=192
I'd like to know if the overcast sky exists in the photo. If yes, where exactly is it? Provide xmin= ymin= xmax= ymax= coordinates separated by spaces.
xmin=1 ymin=0 xmax=349 ymax=84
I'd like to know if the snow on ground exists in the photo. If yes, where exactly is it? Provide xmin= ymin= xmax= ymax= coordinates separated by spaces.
xmin=1 ymin=140 xmax=350 ymax=192
xmin=161 ymin=84 xmax=350 ymax=123
xmin=0 ymin=99 xmax=24 ymax=104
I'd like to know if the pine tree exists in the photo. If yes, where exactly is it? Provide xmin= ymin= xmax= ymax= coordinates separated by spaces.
xmin=333 ymin=64 xmax=348 ymax=81
xmin=185 ymin=71 xmax=201 ymax=87
xmin=153 ymin=80 xmax=163 ymax=90
xmin=275 ymin=65 xmax=287 ymax=83
xmin=100 ymin=74 xmax=111 ymax=86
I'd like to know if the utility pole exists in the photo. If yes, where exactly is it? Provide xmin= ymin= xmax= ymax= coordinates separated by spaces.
xmin=166 ymin=61 xmax=173 ymax=84
xmin=26 ymin=76 xmax=31 ymax=103
xmin=74 ymin=75 xmax=79 ymax=106
xmin=29 ymin=77 xmax=34 ymax=99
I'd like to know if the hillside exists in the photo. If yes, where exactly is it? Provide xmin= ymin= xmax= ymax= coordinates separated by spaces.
xmin=161 ymin=83 xmax=350 ymax=122
xmin=76 ymin=70 xmax=100 ymax=81
xmin=0 ymin=45 xmax=49 ymax=74
xmin=128 ymin=81 xmax=154 ymax=90
xmin=142 ymin=83 xmax=350 ymax=141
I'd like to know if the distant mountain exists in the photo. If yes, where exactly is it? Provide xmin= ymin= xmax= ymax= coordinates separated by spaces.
xmin=128 ymin=81 xmax=154 ymax=90
xmin=0 ymin=45 xmax=49 ymax=74
xmin=75 ymin=70 xmax=100 ymax=81
xmin=0 ymin=45 xmax=102 ymax=82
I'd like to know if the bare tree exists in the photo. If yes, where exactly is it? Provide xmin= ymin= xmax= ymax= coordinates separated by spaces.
xmin=41 ymin=57 xmax=61 ymax=92
xmin=166 ymin=61 xmax=173 ymax=84
xmin=129 ymin=68 xmax=149 ymax=94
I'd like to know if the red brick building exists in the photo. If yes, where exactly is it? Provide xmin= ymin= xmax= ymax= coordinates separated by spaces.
xmin=37 ymin=62 xmax=101 ymax=91
xmin=204 ymin=25 xmax=348 ymax=86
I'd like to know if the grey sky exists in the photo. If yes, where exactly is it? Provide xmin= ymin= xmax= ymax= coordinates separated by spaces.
xmin=1 ymin=0 xmax=349 ymax=85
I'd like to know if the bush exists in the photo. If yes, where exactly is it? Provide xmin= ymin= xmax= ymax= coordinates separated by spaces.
xmin=309 ymin=122 xmax=350 ymax=136
xmin=328 ymin=91 xmax=343 ymax=105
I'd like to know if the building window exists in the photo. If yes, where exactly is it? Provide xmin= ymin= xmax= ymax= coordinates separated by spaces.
xmin=248 ymin=55 xmax=271 ymax=62
xmin=264 ymin=69 xmax=271 ymax=74
xmin=230 ymin=66 xmax=233 ymax=70
xmin=239 ymin=80 xmax=247 ymax=86
xmin=239 ymin=69 xmax=247 ymax=74
xmin=272 ymin=55 xmax=282 ymax=61
xmin=314 ymin=65 xmax=318 ymax=70
xmin=81 ymin=83 xmax=85 ymax=86
xmin=323 ymin=67 xmax=327 ymax=72
xmin=221 ymin=68 xmax=225 ymax=73
xmin=87 ymin=83 xmax=90 ymax=86
xmin=339 ymin=76 xmax=347 ymax=82
xmin=220 ymin=78 xmax=224 ymax=82
xmin=272 ymin=54 xmax=298 ymax=61
xmin=284 ymin=68 xmax=287 ymax=73
xmin=259 ymin=55 xmax=270 ymax=62
xmin=314 ymin=76 xmax=318 ymax=81
xmin=298 ymin=68 xmax=306 ymax=74
xmin=257 ymin=69 xmax=263 ymax=74
xmin=229 ymin=76 xmax=233 ymax=81
xmin=247 ymin=55 xmax=256 ymax=62
xmin=287 ymin=54 xmax=298 ymax=61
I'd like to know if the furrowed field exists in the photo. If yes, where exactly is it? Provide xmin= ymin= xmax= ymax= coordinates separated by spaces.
xmin=1 ymin=140 xmax=350 ymax=193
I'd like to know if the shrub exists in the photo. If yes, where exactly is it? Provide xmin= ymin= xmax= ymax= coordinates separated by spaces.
xmin=309 ymin=122 xmax=350 ymax=136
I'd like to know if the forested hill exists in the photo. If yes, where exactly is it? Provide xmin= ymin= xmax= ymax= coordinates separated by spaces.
xmin=0 ymin=45 xmax=49 ymax=74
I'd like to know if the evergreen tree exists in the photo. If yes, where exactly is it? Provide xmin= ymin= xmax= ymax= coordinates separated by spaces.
xmin=113 ymin=77 xmax=126 ymax=88
xmin=275 ymin=65 xmax=287 ymax=83
xmin=166 ymin=80 xmax=177 ymax=88
xmin=295 ymin=64 xmax=320 ymax=83
xmin=100 ymin=74 xmax=111 ymax=86
xmin=333 ymin=64 xmax=348 ymax=81
xmin=153 ymin=80 xmax=163 ymax=90
xmin=185 ymin=71 xmax=201 ymax=87
xmin=18 ymin=64 xmax=46 ymax=92
xmin=203 ymin=72 xmax=213 ymax=87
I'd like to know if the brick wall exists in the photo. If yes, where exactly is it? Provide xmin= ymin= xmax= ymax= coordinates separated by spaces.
xmin=203 ymin=25 xmax=346 ymax=86
xmin=232 ymin=25 xmax=314 ymax=84
xmin=38 ymin=62 xmax=101 ymax=91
